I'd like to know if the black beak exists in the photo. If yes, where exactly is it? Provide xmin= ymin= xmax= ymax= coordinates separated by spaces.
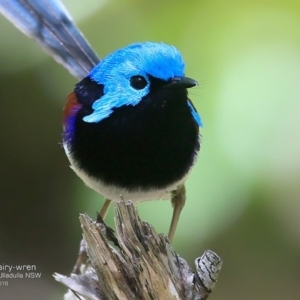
xmin=166 ymin=76 xmax=198 ymax=89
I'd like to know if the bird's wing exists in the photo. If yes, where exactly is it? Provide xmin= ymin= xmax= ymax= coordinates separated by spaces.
xmin=0 ymin=0 xmax=100 ymax=79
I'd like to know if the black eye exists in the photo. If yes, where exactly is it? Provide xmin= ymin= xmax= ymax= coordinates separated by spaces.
xmin=130 ymin=75 xmax=147 ymax=90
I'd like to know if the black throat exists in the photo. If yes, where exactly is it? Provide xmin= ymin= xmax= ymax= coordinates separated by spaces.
xmin=67 ymin=76 xmax=200 ymax=190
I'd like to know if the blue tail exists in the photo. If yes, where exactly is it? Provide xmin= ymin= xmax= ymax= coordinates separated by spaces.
xmin=0 ymin=0 xmax=100 ymax=79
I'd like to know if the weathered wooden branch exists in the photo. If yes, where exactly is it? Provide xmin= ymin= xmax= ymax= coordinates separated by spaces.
xmin=54 ymin=201 xmax=222 ymax=299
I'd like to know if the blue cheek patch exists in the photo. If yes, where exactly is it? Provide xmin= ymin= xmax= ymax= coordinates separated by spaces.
xmin=82 ymin=98 xmax=113 ymax=123
xmin=83 ymin=85 xmax=150 ymax=123
xmin=187 ymin=101 xmax=203 ymax=127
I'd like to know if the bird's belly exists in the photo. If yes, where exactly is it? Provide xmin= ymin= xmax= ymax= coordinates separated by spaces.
xmin=65 ymin=97 xmax=200 ymax=199
xmin=69 ymin=157 xmax=188 ymax=202
xmin=64 ymin=141 xmax=190 ymax=201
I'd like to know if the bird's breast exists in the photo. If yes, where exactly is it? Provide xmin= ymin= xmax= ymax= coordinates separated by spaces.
xmin=65 ymin=88 xmax=200 ymax=194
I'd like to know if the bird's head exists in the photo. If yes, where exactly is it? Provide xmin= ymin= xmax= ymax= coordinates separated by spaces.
xmin=85 ymin=42 xmax=197 ymax=122
xmin=63 ymin=42 xmax=201 ymax=142
xmin=84 ymin=42 xmax=197 ymax=123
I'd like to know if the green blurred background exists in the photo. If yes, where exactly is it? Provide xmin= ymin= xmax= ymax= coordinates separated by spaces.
xmin=1 ymin=0 xmax=300 ymax=299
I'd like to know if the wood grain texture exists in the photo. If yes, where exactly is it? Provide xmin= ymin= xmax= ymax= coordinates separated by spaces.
xmin=54 ymin=201 xmax=222 ymax=300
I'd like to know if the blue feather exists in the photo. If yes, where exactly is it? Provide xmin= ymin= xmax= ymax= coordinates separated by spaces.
xmin=83 ymin=42 xmax=186 ymax=123
xmin=0 ymin=0 xmax=99 ymax=79
xmin=187 ymin=101 xmax=203 ymax=127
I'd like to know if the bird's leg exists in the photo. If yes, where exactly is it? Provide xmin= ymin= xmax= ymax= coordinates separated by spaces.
xmin=168 ymin=184 xmax=186 ymax=243
xmin=99 ymin=198 xmax=112 ymax=219
xmin=72 ymin=198 xmax=112 ymax=274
